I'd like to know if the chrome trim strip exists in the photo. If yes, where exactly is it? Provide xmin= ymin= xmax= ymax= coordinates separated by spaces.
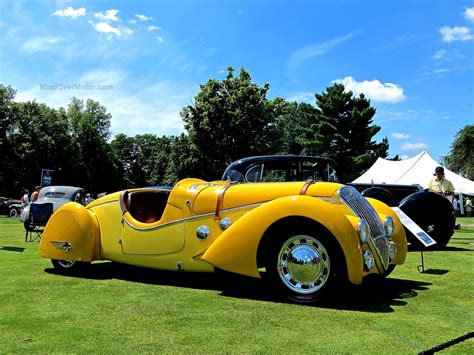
xmin=123 ymin=201 xmax=266 ymax=231
xmin=88 ymin=199 xmax=118 ymax=209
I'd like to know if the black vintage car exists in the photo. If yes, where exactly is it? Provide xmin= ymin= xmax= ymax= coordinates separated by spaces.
xmin=223 ymin=155 xmax=455 ymax=248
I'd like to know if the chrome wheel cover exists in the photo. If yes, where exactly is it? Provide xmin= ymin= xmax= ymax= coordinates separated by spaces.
xmin=277 ymin=235 xmax=330 ymax=294
xmin=57 ymin=260 xmax=75 ymax=268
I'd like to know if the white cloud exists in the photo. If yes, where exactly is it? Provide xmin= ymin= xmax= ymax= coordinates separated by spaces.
xmin=79 ymin=69 xmax=126 ymax=86
xmin=464 ymin=7 xmax=474 ymax=22
xmin=400 ymin=155 xmax=409 ymax=160
xmin=333 ymin=76 xmax=406 ymax=103
xmin=92 ymin=22 xmax=121 ymax=36
xmin=90 ymin=21 xmax=133 ymax=38
xmin=391 ymin=132 xmax=411 ymax=139
xmin=157 ymin=36 xmax=164 ymax=43
xmin=289 ymin=31 xmax=359 ymax=64
xmin=51 ymin=7 xmax=86 ymax=19
xmin=439 ymin=26 xmax=473 ymax=42
xmin=147 ymin=25 xmax=160 ymax=32
xmin=401 ymin=142 xmax=429 ymax=151
xmin=433 ymin=49 xmax=447 ymax=59
xmin=94 ymin=9 xmax=120 ymax=22
xmin=433 ymin=68 xmax=448 ymax=73
xmin=287 ymin=91 xmax=315 ymax=103
xmin=135 ymin=14 xmax=153 ymax=21
xmin=20 ymin=37 xmax=59 ymax=53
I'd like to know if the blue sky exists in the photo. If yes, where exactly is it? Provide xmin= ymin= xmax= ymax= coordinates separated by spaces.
xmin=1 ymin=0 xmax=473 ymax=162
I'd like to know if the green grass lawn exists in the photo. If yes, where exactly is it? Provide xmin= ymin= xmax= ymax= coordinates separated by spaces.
xmin=1 ymin=216 xmax=473 ymax=353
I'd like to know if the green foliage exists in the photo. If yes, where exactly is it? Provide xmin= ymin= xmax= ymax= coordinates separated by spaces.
xmin=279 ymin=84 xmax=389 ymax=182
xmin=181 ymin=67 xmax=282 ymax=180
xmin=443 ymin=125 xmax=474 ymax=179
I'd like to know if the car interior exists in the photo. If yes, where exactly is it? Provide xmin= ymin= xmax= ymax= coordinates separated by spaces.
xmin=122 ymin=189 xmax=170 ymax=224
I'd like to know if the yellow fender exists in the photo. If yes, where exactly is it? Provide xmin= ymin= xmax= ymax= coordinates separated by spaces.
xmin=39 ymin=202 xmax=101 ymax=262
xmin=202 ymin=195 xmax=364 ymax=284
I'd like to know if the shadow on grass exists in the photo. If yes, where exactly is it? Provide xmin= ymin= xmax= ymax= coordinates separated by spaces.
xmin=0 ymin=246 xmax=25 ymax=252
xmin=45 ymin=262 xmax=431 ymax=313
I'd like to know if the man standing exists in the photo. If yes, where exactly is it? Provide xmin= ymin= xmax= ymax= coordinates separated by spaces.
xmin=428 ymin=166 xmax=455 ymax=203
xmin=30 ymin=186 xmax=41 ymax=202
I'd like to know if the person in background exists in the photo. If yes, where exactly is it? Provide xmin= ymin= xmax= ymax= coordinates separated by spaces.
xmin=85 ymin=193 xmax=94 ymax=205
xmin=21 ymin=190 xmax=30 ymax=206
xmin=466 ymin=197 xmax=472 ymax=217
xmin=30 ymin=186 xmax=41 ymax=202
xmin=428 ymin=166 xmax=455 ymax=203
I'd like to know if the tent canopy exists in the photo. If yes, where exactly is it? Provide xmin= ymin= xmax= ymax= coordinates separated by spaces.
xmin=352 ymin=151 xmax=474 ymax=195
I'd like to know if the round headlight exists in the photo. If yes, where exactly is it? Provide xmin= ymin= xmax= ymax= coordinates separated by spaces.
xmin=363 ymin=250 xmax=375 ymax=270
xmin=384 ymin=216 xmax=395 ymax=238
xmin=358 ymin=219 xmax=370 ymax=244
xmin=389 ymin=242 xmax=396 ymax=260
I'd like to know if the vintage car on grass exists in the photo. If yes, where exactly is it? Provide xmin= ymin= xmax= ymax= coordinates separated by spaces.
xmin=0 ymin=196 xmax=22 ymax=217
xmin=21 ymin=186 xmax=85 ymax=230
xmin=223 ymin=155 xmax=456 ymax=249
xmin=40 ymin=178 xmax=407 ymax=302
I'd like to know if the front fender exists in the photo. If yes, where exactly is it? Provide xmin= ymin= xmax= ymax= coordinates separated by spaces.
xmin=39 ymin=202 xmax=101 ymax=262
xmin=202 ymin=195 xmax=364 ymax=284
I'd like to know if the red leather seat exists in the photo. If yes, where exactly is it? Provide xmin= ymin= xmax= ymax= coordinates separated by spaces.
xmin=126 ymin=190 xmax=169 ymax=223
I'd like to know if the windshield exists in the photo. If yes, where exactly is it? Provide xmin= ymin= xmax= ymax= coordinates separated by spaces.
xmin=224 ymin=159 xmax=339 ymax=183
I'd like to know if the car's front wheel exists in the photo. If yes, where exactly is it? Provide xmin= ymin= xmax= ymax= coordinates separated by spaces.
xmin=51 ymin=259 xmax=88 ymax=274
xmin=9 ymin=208 xmax=18 ymax=217
xmin=265 ymin=232 xmax=335 ymax=302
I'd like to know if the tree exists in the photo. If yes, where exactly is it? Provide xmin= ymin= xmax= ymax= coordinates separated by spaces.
xmin=67 ymin=98 xmax=119 ymax=193
xmin=443 ymin=125 xmax=474 ymax=179
xmin=299 ymin=84 xmax=388 ymax=181
xmin=0 ymin=85 xmax=19 ymax=195
xmin=181 ymin=67 xmax=282 ymax=180
xmin=164 ymin=134 xmax=194 ymax=185
xmin=277 ymin=101 xmax=319 ymax=155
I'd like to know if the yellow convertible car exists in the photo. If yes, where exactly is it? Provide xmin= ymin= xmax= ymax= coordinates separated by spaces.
xmin=40 ymin=178 xmax=407 ymax=302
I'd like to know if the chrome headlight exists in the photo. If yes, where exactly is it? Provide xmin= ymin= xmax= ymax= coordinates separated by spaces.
xmin=384 ymin=216 xmax=395 ymax=238
xmin=363 ymin=250 xmax=375 ymax=270
xmin=358 ymin=219 xmax=370 ymax=244
xmin=389 ymin=242 xmax=396 ymax=261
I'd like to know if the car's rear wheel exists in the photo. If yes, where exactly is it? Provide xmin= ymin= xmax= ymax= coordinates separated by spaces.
xmin=265 ymin=231 xmax=335 ymax=302
xmin=9 ymin=208 xmax=18 ymax=218
xmin=51 ymin=259 xmax=88 ymax=273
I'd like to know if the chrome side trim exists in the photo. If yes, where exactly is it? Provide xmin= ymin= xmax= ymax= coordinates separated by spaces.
xmin=88 ymin=199 xmax=118 ymax=209
xmin=123 ymin=201 xmax=266 ymax=231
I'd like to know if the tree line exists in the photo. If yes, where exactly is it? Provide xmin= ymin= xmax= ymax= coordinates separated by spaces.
xmin=1 ymin=67 xmax=470 ymax=197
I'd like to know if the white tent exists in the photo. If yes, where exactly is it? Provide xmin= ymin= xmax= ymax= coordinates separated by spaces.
xmin=353 ymin=151 xmax=474 ymax=195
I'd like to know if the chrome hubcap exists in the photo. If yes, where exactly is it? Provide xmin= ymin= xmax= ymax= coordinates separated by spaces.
xmin=58 ymin=260 xmax=75 ymax=268
xmin=277 ymin=235 xmax=330 ymax=294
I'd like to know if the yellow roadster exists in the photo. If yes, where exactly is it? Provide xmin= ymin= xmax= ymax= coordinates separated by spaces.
xmin=40 ymin=178 xmax=407 ymax=302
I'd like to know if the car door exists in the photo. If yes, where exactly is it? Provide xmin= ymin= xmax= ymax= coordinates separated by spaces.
xmin=120 ymin=203 xmax=186 ymax=255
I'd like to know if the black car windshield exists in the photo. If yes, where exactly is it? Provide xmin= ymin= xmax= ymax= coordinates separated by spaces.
xmin=224 ymin=159 xmax=339 ymax=183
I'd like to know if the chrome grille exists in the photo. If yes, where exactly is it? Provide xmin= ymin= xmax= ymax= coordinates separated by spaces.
xmin=338 ymin=185 xmax=389 ymax=269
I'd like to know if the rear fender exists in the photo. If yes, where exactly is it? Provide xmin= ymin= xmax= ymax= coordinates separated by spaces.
xmin=39 ymin=202 xmax=100 ymax=262
xmin=202 ymin=195 xmax=364 ymax=284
